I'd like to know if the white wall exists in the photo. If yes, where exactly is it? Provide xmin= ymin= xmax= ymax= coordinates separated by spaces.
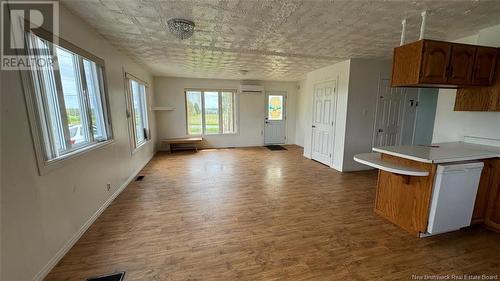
xmin=433 ymin=24 xmax=500 ymax=143
xmin=153 ymin=77 xmax=298 ymax=149
xmin=294 ymin=79 xmax=307 ymax=147
xmin=298 ymin=59 xmax=391 ymax=171
xmin=343 ymin=59 xmax=392 ymax=171
xmin=1 ymin=5 xmax=156 ymax=281
xmin=413 ymin=88 xmax=439 ymax=145
xmin=300 ymin=60 xmax=351 ymax=171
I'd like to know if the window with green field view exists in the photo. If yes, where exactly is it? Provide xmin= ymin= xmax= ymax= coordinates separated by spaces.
xmin=186 ymin=90 xmax=236 ymax=135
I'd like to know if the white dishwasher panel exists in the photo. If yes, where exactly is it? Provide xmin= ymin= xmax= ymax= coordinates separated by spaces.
xmin=427 ymin=162 xmax=484 ymax=235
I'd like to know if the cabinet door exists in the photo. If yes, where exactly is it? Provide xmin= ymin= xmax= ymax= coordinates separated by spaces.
xmin=472 ymin=47 xmax=498 ymax=85
xmin=485 ymin=159 xmax=500 ymax=232
xmin=472 ymin=159 xmax=494 ymax=223
xmin=420 ymin=41 xmax=451 ymax=84
xmin=454 ymin=87 xmax=493 ymax=111
xmin=447 ymin=45 xmax=475 ymax=85
xmin=497 ymin=91 xmax=500 ymax=110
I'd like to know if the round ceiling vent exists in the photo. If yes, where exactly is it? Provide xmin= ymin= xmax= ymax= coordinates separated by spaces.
xmin=167 ymin=18 xmax=195 ymax=40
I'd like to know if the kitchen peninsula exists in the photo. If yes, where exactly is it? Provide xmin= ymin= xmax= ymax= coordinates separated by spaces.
xmin=354 ymin=137 xmax=500 ymax=237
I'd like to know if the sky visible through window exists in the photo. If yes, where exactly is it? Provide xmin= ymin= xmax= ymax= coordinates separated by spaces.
xmin=205 ymin=94 xmax=218 ymax=110
xmin=57 ymin=48 xmax=79 ymax=109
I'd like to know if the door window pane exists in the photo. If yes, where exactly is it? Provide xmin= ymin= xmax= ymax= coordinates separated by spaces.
xmin=204 ymin=91 xmax=220 ymax=134
xmin=222 ymin=92 xmax=234 ymax=133
xmin=268 ymin=95 xmax=283 ymax=121
xmin=186 ymin=91 xmax=202 ymax=135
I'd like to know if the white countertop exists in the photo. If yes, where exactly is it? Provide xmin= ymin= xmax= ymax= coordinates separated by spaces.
xmin=373 ymin=142 xmax=500 ymax=163
xmin=354 ymin=153 xmax=430 ymax=176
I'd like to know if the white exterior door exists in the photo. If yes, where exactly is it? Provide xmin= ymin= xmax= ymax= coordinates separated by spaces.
xmin=373 ymin=79 xmax=417 ymax=147
xmin=264 ymin=92 xmax=286 ymax=144
xmin=311 ymin=81 xmax=336 ymax=165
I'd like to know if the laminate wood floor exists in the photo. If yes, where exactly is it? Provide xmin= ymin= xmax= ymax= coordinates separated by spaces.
xmin=45 ymin=146 xmax=500 ymax=281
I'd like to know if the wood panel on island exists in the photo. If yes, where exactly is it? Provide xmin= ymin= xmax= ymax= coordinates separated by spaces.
xmin=357 ymin=153 xmax=500 ymax=236
xmin=484 ymin=159 xmax=500 ymax=230
xmin=374 ymin=154 xmax=436 ymax=234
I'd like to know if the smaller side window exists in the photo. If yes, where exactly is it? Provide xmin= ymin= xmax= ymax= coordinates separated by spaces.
xmin=126 ymin=74 xmax=150 ymax=150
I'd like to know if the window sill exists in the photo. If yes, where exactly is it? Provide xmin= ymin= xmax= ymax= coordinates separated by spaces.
xmin=38 ymin=139 xmax=115 ymax=176
xmin=188 ymin=133 xmax=239 ymax=137
xmin=131 ymin=138 xmax=151 ymax=155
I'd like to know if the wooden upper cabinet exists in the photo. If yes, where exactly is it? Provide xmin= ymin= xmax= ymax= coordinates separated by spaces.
xmin=391 ymin=39 xmax=497 ymax=87
xmin=391 ymin=40 xmax=424 ymax=86
xmin=455 ymin=51 xmax=500 ymax=112
xmin=420 ymin=41 xmax=451 ymax=84
xmin=472 ymin=47 xmax=498 ymax=85
xmin=447 ymin=45 xmax=476 ymax=85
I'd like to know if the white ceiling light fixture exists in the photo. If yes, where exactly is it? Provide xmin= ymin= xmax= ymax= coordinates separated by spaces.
xmin=167 ymin=18 xmax=195 ymax=40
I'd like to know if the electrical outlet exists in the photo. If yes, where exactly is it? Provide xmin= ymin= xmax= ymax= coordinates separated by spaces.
xmin=106 ymin=183 xmax=111 ymax=191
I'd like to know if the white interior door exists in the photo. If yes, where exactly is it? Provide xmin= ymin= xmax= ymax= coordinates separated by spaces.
xmin=264 ymin=92 xmax=286 ymax=144
xmin=373 ymin=79 xmax=417 ymax=147
xmin=311 ymin=81 xmax=336 ymax=165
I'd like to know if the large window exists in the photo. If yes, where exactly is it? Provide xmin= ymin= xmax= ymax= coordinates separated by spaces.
xmin=22 ymin=31 xmax=112 ymax=172
xmin=185 ymin=90 xmax=236 ymax=135
xmin=126 ymin=74 xmax=150 ymax=149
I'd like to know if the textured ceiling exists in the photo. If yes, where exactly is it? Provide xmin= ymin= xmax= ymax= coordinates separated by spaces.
xmin=61 ymin=0 xmax=500 ymax=81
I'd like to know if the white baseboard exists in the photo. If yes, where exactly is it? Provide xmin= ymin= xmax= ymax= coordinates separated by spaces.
xmin=31 ymin=154 xmax=154 ymax=281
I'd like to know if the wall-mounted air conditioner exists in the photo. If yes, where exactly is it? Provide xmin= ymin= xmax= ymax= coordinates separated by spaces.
xmin=239 ymin=85 xmax=264 ymax=94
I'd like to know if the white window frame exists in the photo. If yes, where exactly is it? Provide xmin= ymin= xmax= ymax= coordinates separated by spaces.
xmin=184 ymin=89 xmax=238 ymax=136
xmin=20 ymin=30 xmax=114 ymax=175
xmin=125 ymin=72 xmax=151 ymax=153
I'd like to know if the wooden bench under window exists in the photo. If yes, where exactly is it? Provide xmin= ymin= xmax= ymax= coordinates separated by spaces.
xmin=161 ymin=137 xmax=203 ymax=152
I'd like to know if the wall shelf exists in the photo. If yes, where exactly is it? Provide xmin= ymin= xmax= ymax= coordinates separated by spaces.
xmin=152 ymin=106 xmax=175 ymax=111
